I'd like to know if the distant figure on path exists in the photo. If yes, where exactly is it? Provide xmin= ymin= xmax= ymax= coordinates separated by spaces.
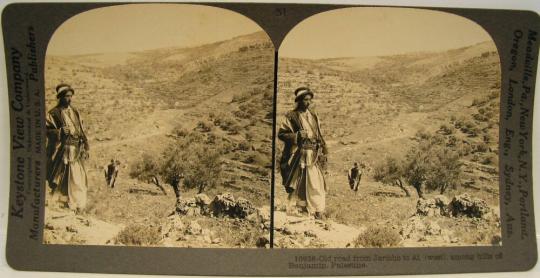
xmin=348 ymin=162 xmax=363 ymax=192
xmin=278 ymin=87 xmax=328 ymax=220
xmin=105 ymin=159 xmax=120 ymax=188
xmin=46 ymin=84 xmax=90 ymax=213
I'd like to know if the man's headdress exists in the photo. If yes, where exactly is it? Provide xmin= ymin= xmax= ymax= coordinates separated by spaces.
xmin=56 ymin=83 xmax=74 ymax=99
xmin=294 ymin=87 xmax=314 ymax=102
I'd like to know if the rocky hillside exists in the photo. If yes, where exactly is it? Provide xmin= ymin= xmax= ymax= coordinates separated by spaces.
xmin=277 ymin=41 xmax=500 ymax=193
xmin=275 ymin=41 xmax=501 ymax=247
xmin=44 ymin=31 xmax=274 ymax=247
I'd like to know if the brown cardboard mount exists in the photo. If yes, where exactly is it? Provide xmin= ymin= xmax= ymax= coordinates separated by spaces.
xmin=2 ymin=1 xmax=539 ymax=276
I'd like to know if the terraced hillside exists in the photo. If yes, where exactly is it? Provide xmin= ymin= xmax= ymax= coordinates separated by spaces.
xmin=44 ymin=31 xmax=275 ymax=247
xmin=275 ymin=41 xmax=502 ymax=248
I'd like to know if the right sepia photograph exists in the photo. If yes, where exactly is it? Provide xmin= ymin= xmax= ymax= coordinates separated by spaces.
xmin=274 ymin=7 xmax=502 ymax=248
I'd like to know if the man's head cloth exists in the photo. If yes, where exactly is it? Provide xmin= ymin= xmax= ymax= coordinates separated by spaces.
xmin=56 ymin=83 xmax=74 ymax=99
xmin=294 ymin=87 xmax=314 ymax=102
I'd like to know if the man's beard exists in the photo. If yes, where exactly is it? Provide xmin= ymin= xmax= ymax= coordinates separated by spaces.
xmin=60 ymin=99 xmax=71 ymax=107
xmin=297 ymin=103 xmax=309 ymax=111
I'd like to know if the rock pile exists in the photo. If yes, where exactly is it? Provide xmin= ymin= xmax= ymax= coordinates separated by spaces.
xmin=167 ymin=192 xmax=268 ymax=248
xmin=404 ymin=193 xmax=499 ymax=246
xmin=175 ymin=192 xmax=256 ymax=219
xmin=212 ymin=193 xmax=255 ymax=218
xmin=416 ymin=194 xmax=492 ymax=219
xmin=416 ymin=195 xmax=451 ymax=216
xmin=400 ymin=216 xmax=456 ymax=244
xmin=448 ymin=194 xmax=491 ymax=219
xmin=159 ymin=215 xmax=223 ymax=247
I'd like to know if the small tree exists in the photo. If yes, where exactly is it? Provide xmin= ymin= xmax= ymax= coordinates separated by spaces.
xmin=161 ymin=132 xmax=223 ymax=194
xmin=130 ymin=153 xmax=167 ymax=194
xmin=403 ymin=132 xmax=463 ymax=196
xmin=424 ymin=146 xmax=462 ymax=194
xmin=374 ymin=129 xmax=464 ymax=198
xmin=373 ymin=157 xmax=411 ymax=197
xmin=131 ymin=132 xmax=223 ymax=194
xmin=402 ymin=148 xmax=428 ymax=199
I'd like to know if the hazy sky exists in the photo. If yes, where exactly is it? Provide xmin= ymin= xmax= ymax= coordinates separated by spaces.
xmin=280 ymin=7 xmax=494 ymax=59
xmin=47 ymin=4 xmax=262 ymax=55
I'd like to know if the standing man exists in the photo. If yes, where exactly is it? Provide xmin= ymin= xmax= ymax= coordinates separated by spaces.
xmin=105 ymin=159 xmax=120 ymax=188
xmin=348 ymin=162 xmax=362 ymax=192
xmin=278 ymin=87 xmax=328 ymax=220
xmin=46 ymin=84 xmax=90 ymax=213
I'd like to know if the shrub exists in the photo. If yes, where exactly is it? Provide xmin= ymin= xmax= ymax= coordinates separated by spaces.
xmin=481 ymin=156 xmax=493 ymax=165
xmin=115 ymin=223 xmax=161 ymax=246
xmin=439 ymin=124 xmax=453 ymax=135
xmin=231 ymin=92 xmax=250 ymax=103
xmin=447 ymin=135 xmax=458 ymax=147
xmin=196 ymin=120 xmax=214 ymax=132
xmin=130 ymin=153 xmax=161 ymax=181
xmin=472 ymin=98 xmax=484 ymax=106
xmin=488 ymin=90 xmax=499 ymax=100
xmin=415 ymin=128 xmax=431 ymax=140
xmin=171 ymin=125 xmax=189 ymax=137
xmin=131 ymin=131 xmax=223 ymax=194
xmin=473 ymin=113 xmax=488 ymax=122
xmin=353 ymin=226 xmax=401 ymax=247
xmin=161 ymin=133 xmax=223 ymax=193
xmin=373 ymin=157 xmax=411 ymax=197
xmin=424 ymin=147 xmax=461 ymax=194
xmin=474 ymin=142 xmax=489 ymax=153
xmin=214 ymin=116 xmax=241 ymax=135
xmin=481 ymin=153 xmax=498 ymax=166
xmin=456 ymin=142 xmax=473 ymax=156
xmin=237 ymin=141 xmax=252 ymax=151
xmin=403 ymin=136 xmax=462 ymax=195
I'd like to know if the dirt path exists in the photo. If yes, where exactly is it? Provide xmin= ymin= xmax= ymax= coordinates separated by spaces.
xmin=44 ymin=208 xmax=124 ymax=245
xmin=274 ymin=211 xmax=363 ymax=248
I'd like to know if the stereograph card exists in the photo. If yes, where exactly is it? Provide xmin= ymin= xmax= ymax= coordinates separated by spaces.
xmin=1 ymin=0 xmax=539 ymax=276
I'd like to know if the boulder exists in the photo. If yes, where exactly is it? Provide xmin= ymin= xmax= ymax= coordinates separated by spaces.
xmin=246 ymin=207 xmax=270 ymax=229
xmin=401 ymin=217 xmax=426 ymax=240
xmin=449 ymin=194 xmax=491 ymax=219
xmin=186 ymin=221 xmax=202 ymax=235
xmin=304 ymin=230 xmax=317 ymax=238
xmin=210 ymin=193 xmax=236 ymax=217
xmin=210 ymin=193 xmax=255 ymax=219
xmin=235 ymin=197 xmax=255 ymax=218
xmin=195 ymin=193 xmax=212 ymax=206
xmin=160 ymin=215 xmax=185 ymax=238
xmin=195 ymin=193 xmax=212 ymax=215
xmin=425 ymin=221 xmax=442 ymax=236
xmin=256 ymin=235 xmax=270 ymax=248
xmin=416 ymin=195 xmax=450 ymax=217
xmin=282 ymin=226 xmax=293 ymax=235
xmin=176 ymin=197 xmax=201 ymax=216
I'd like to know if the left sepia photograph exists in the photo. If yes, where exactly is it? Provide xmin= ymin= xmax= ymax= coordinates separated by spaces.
xmin=43 ymin=4 xmax=274 ymax=248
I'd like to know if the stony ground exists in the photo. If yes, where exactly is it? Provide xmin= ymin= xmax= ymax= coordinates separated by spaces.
xmin=43 ymin=32 xmax=274 ymax=248
xmin=42 ymin=33 xmax=503 ymax=249
xmin=274 ymin=41 xmax=502 ymax=248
